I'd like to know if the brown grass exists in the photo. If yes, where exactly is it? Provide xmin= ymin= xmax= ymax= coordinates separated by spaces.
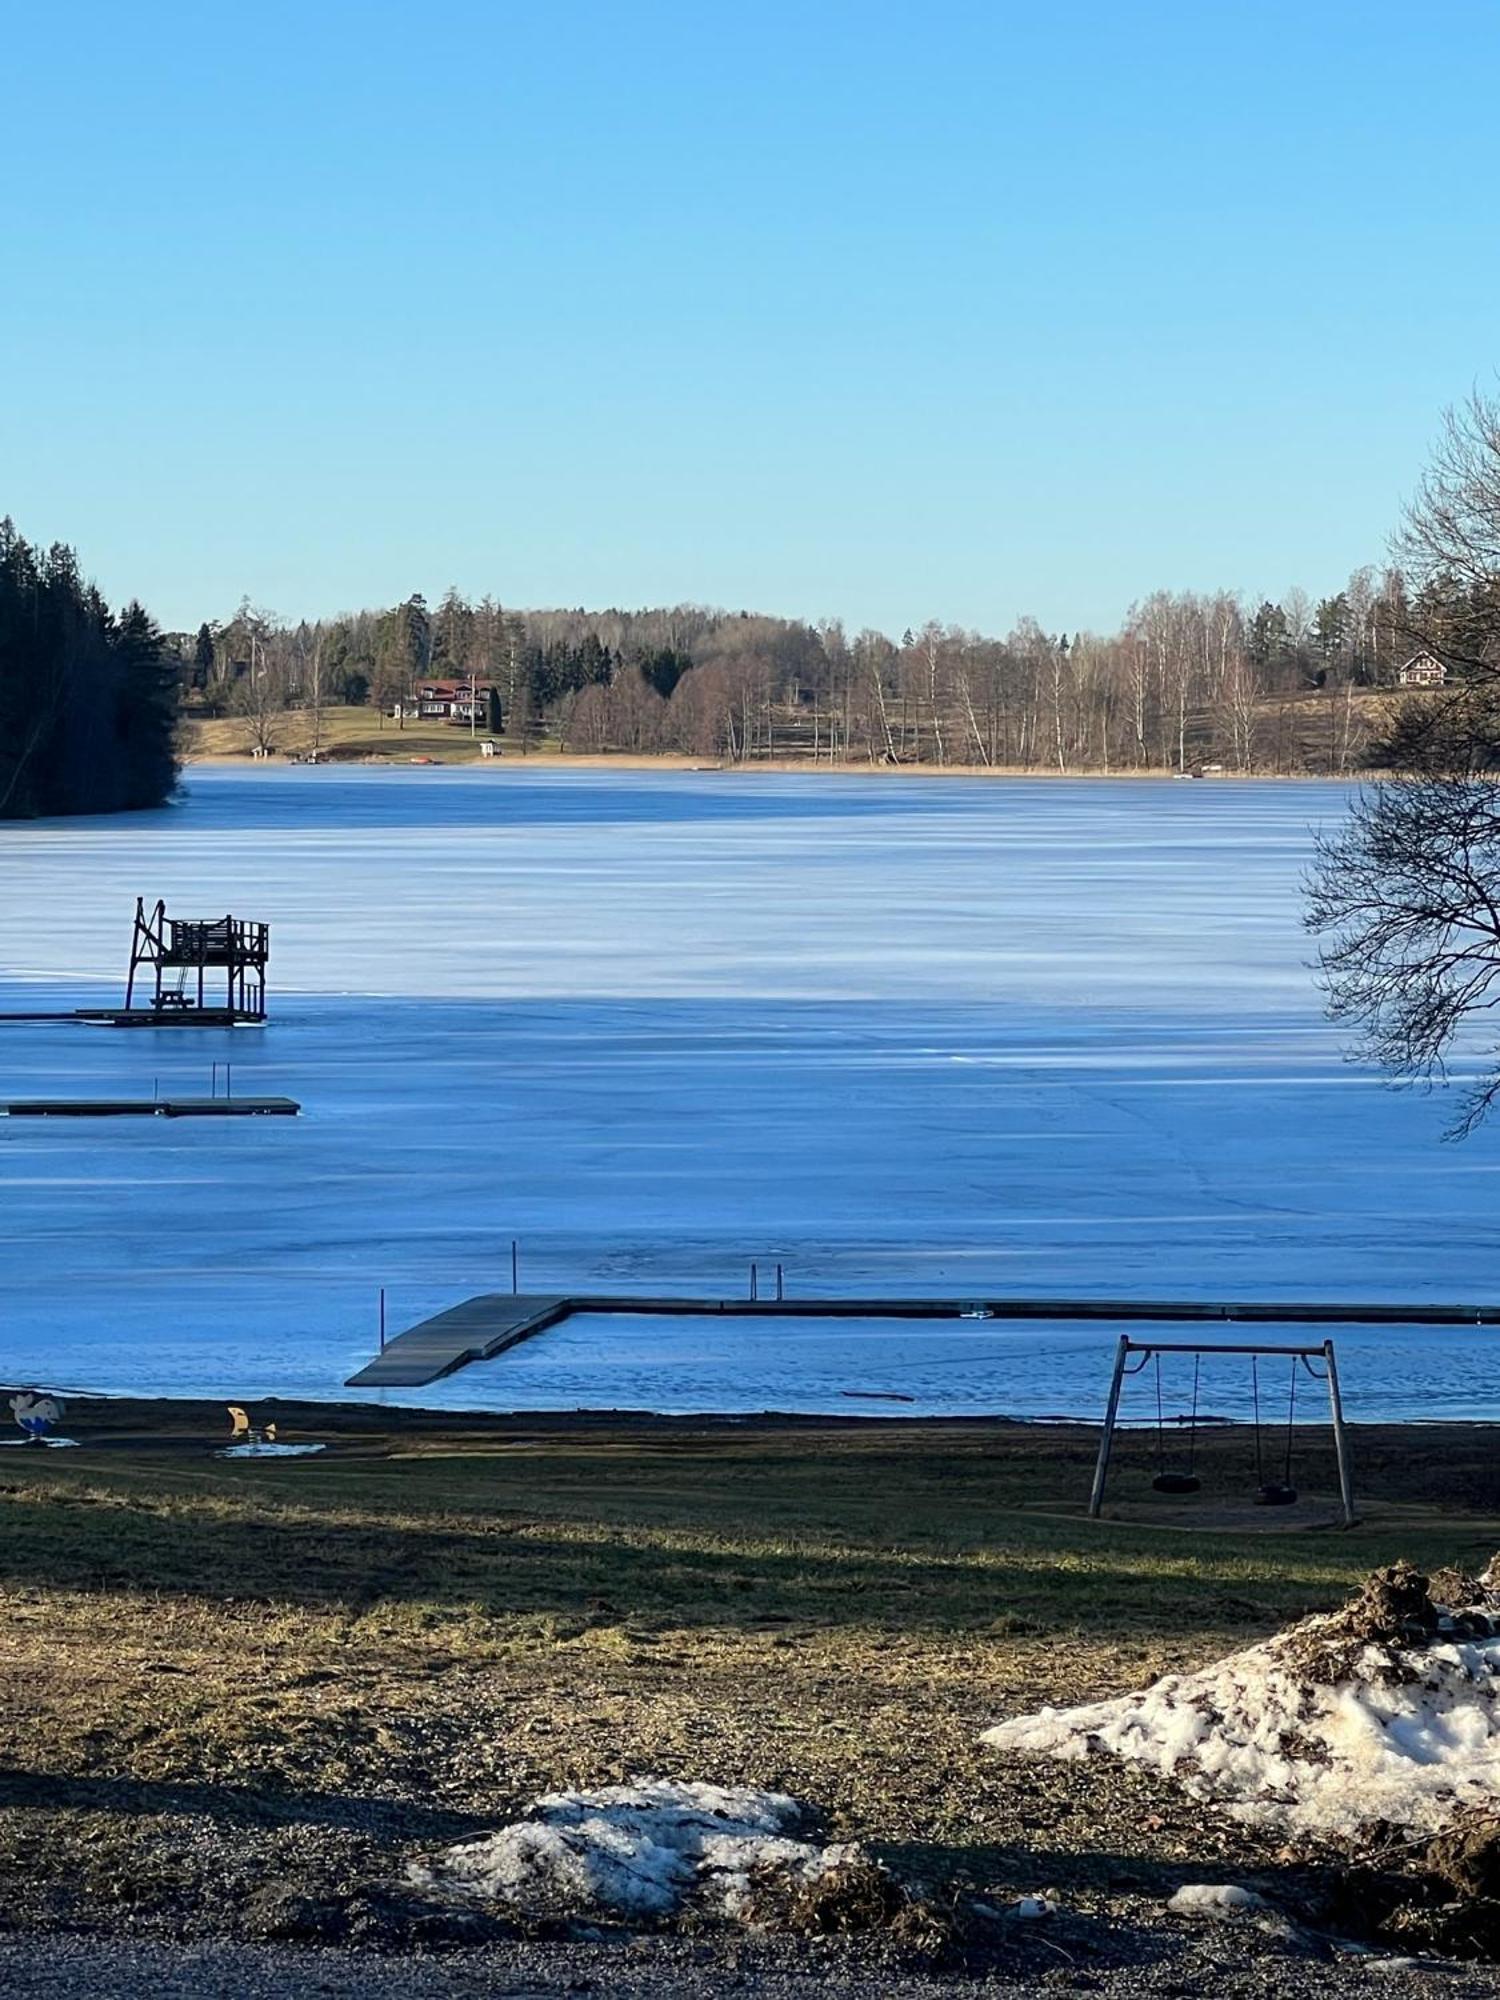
xmin=0 ymin=1405 xmax=1493 ymax=1940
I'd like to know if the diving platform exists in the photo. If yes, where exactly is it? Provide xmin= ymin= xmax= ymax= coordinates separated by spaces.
xmin=346 ymin=1291 xmax=1500 ymax=1391
xmin=0 ymin=897 xmax=272 ymax=1029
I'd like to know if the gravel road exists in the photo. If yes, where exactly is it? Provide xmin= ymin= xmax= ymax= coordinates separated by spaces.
xmin=1 ymin=1934 xmax=1499 ymax=1998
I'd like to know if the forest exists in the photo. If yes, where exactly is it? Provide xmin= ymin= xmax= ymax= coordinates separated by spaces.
xmin=2 ymin=509 xmax=1486 ymax=813
xmin=182 ymin=563 xmax=1475 ymax=774
xmin=0 ymin=520 xmax=178 ymax=818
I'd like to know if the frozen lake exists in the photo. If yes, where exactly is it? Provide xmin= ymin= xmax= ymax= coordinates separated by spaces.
xmin=2 ymin=766 xmax=1497 ymax=1422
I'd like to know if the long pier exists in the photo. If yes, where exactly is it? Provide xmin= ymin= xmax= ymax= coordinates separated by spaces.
xmin=4 ymin=1097 xmax=300 ymax=1118
xmin=346 ymin=1291 xmax=1500 ymax=1390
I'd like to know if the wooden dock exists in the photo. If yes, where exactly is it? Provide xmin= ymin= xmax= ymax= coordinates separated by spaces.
xmin=0 ymin=1009 xmax=265 ymax=1029
xmin=347 ymin=1290 xmax=1500 ymax=1390
xmin=4 ymin=1097 xmax=300 ymax=1118
xmin=348 ymin=1296 xmax=572 ymax=1387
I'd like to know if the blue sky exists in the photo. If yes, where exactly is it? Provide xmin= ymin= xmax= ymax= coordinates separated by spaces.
xmin=2 ymin=0 xmax=1495 ymax=636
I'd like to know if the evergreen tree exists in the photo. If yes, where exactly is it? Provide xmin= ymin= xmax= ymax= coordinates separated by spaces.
xmin=0 ymin=521 xmax=179 ymax=817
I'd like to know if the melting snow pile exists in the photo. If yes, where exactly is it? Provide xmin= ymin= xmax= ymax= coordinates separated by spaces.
xmin=985 ymin=1562 xmax=1500 ymax=1840
xmin=410 ymin=1779 xmax=877 ymax=1925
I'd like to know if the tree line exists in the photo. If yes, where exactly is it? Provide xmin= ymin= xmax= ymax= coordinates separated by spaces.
xmin=0 ymin=519 xmax=178 ymax=818
xmin=184 ymin=566 xmax=1443 ymax=773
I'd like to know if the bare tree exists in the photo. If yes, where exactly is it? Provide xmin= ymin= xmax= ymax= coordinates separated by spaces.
xmin=1307 ymin=775 xmax=1500 ymax=1134
xmin=232 ymin=659 xmax=285 ymax=756
xmin=1307 ymin=390 xmax=1500 ymax=1131
xmin=1217 ymin=654 xmax=1259 ymax=770
xmin=1400 ymin=391 xmax=1500 ymax=616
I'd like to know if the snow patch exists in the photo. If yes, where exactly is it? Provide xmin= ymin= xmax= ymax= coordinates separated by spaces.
xmin=984 ymin=1579 xmax=1500 ymax=1839
xmin=410 ymin=1780 xmax=866 ymax=1924
xmin=1168 ymin=1883 xmax=1273 ymax=1919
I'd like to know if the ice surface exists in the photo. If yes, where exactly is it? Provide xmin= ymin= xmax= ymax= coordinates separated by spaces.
xmin=2 ymin=768 xmax=1496 ymax=1415
xmin=409 ymin=1778 xmax=856 ymax=1922
xmin=985 ymin=1623 xmax=1500 ymax=1838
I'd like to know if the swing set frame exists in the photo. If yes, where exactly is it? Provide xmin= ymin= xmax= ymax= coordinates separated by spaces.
xmin=1087 ymin=1336 xmax=1357 ymax=1528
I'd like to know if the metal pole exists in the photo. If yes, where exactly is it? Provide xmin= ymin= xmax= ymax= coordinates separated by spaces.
xmin=750 ymin=1261 xmax=758 ymax=1301
xmin=776 ymin=1262 xmax=784 ymax=1301
xmin=1324 ymin=1339 xmax=1357 ymax=1527
xmin=379 ymin=1287 xmax=387 ymax=1352
xmin=511 ymin=1240 xmax=518 ymax=1295
xmin=226 ymin=1063 xmax=232 ymax=1100
xmin=1088 ymin=1336 xmax=1131 ymax=1519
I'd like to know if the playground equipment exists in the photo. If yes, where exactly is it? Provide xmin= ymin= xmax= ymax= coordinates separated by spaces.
xmin=1087 ymin=1336 xmax=1355 ymax=1527
xmin=4 ymin=1392 xmax=77 ymax=1449
xmin=220 ymin=1406 xmax=323 ymax=1460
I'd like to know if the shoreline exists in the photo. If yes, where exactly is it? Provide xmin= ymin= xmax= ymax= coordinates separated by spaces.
xmin=7 ymin=1389 xmax=1494 ymax=1441
xmin=178 ymin=748 xmax=1360 ymax=781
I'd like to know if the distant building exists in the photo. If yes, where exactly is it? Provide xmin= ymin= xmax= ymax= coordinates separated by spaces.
xmin=1398 ymin=652 xmax=1448 ymax=689
xmin=414 ymin=678 xmax=499 ymax=723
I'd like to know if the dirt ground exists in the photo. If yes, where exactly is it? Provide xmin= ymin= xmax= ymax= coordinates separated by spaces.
xmin=1 ymin=1399 xmax=1496 ymax=1989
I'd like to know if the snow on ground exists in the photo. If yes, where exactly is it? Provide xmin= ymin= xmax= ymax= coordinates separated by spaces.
xmin=409 ymin=1779 xmax=862 ymax=1923
xmin=985 ymin=1575 xmax=1500 ymax=1839
xmin=2 ymin=768 xmax=1497 ymax=1415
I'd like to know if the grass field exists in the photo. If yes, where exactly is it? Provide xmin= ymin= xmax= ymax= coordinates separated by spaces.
xmin=0 ymin=1400 xmax=1493 ymax=1956
xmin=177 ymin=690 xmax=1401 ymax=774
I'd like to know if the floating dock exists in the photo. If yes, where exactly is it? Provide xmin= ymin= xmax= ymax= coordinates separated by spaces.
xmin=348 ymin=1296 xmax=572 ymax=1387
xmin=0 ymin=1008 xmax=265 ymax=1029
xmin=5 ymin=1097 xmax=300 ymax=1118
xmin=347 ymin=1291 xmax=1500 ymax=1389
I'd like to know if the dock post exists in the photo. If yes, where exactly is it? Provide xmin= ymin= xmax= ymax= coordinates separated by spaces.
xmin=511 ymin=1240 xmax=518 ymax=1295
xmin=1324 ymin=1339 xmax=1357 ymax=1527
xmin=1088 ymin=1336 xmax=1131 ymax=1520
xmin=379 ymin=1287 xmax=387 ymax=1352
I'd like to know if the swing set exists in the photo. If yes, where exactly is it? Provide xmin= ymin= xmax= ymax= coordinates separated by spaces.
xmin=1087 ymin=1336 xmax=1356 ymax=1527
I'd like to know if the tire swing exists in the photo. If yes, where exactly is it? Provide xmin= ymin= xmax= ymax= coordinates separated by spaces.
xmin=1251 ymin=1353 xmax=1298 ymax=1507
xmin=1151 ymin=1350 xmax=1201 ymax=1496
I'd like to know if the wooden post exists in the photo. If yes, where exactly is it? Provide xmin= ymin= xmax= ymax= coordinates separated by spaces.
xmin=379 ymin=1287 xmax=386 ymax=1352
xmin=511 ymin=1240 xmax=519 ymax=1295
xmin=1324 ymin=1339 xmax=1356 ymax=1527
xmin=1088 ymin=1336 xmax=1131 ymax=1519
xmin=750 ymin=1262 xmax=758 ymax=1301
xmin=776 ymin=1262 xmax=784 ymax=1301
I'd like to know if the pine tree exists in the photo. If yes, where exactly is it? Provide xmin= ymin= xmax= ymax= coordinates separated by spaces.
xmin=0 ymin=522 xmax=179 ymax=817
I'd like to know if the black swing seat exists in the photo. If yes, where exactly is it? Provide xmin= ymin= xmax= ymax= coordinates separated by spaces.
xmin=1152 ymin=1470 xmax=1201 ymax=1495
xmin=1254 ymin=1481 xmax=1298 ymax=1508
